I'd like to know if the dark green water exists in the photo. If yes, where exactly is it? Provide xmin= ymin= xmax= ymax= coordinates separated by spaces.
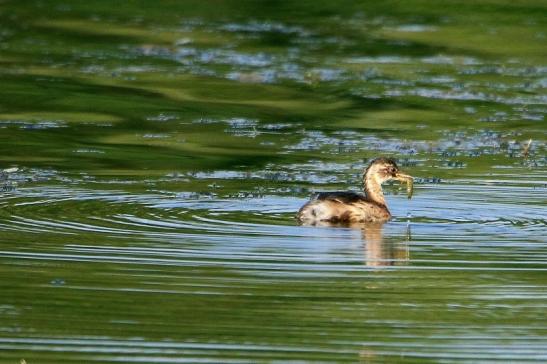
xmin=1 ymin=1 xmax=546 ymax=362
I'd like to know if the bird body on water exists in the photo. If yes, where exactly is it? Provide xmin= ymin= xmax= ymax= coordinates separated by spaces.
xmin=297 ymin=158 xmax=413 ymax=225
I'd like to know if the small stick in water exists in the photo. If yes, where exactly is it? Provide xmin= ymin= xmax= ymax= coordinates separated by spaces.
xmin=522 ymin=139 xmax=532 ymax=158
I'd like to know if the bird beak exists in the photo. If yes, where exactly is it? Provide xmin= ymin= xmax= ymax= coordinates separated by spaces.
xmin=394 ymin=172 xmax=414 ymax=199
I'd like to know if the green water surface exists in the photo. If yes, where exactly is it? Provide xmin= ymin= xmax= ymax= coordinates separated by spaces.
xmin=0 ymin=1 xmax=546 ymax=363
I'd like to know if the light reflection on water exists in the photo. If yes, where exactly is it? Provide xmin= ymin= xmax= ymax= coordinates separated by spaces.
xmin=1 ymin=180 xmax=545 ymax=269
xmin=1 ymin=175 xmax=544 ymax=362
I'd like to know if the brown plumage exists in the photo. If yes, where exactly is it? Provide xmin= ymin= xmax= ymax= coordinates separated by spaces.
xmin=297 ymin=158 xmax=413 ymax=225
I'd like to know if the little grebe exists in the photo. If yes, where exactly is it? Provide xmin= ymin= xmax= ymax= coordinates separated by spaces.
xmin=297 ymin=158 xmax=413 ymax=224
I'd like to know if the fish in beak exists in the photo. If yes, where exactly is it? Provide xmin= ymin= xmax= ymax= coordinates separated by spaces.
xmin=394 ymin=171 xmax=414 ymax=199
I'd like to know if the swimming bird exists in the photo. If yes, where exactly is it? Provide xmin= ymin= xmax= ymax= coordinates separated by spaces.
xmin=297 ymin=158 xmax=413 ymax=225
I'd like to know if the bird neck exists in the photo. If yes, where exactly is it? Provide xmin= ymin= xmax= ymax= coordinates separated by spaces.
xmin=363 ymin=174 xmax=386 ymax=206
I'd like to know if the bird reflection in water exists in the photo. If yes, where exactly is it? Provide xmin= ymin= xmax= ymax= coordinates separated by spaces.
xmin=301 ymin=220 xmax=410 ymax=267
xmin=360 ymin=222 xmax=409 ymax=267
